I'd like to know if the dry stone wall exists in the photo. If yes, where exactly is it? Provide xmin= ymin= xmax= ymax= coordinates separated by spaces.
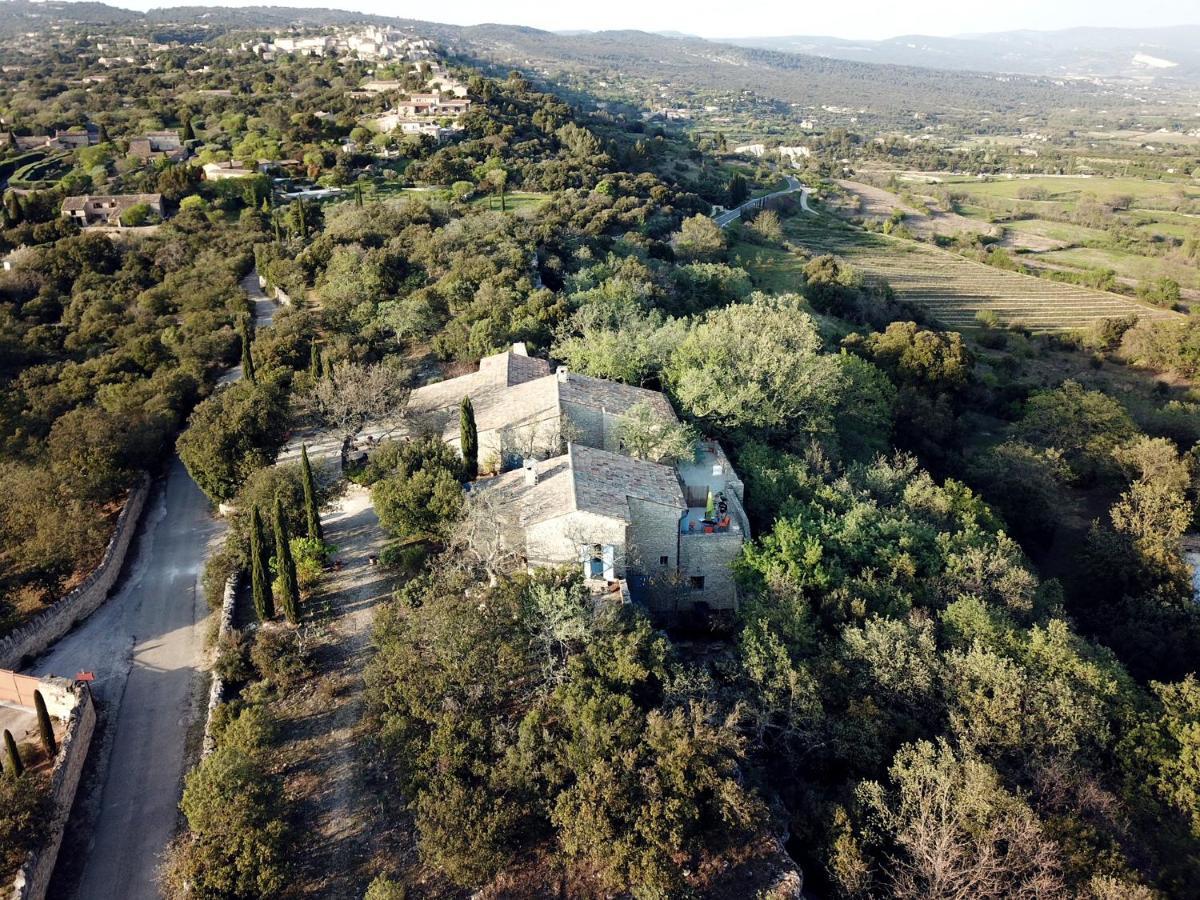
xmin=10 ymin=681 xmax=96 ymax=900
xmin=0 ymin=476 xmax=150 ymax=670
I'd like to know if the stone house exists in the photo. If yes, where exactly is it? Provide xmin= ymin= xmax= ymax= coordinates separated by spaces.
xmin=128 ymin=131 xmax=187 ymax=162
xmin=61 ymin=192 xmax=163 ymax=226
xmin=410 ymin=344 xmax=750 ymax=615
xmin=407 ymin=343 xmax=676 ymax=472
xmin=202 ymin=160 xmax=255 ymax=180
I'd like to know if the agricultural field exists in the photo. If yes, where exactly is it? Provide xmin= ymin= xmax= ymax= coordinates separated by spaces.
xmin=837 ymin=170 xmax=1200 ymax=304
xmin=760 ymin=211 xmax=1180 ymax=331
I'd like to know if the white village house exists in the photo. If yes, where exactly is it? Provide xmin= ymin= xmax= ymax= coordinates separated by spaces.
xmin=406 ymin=344 xmax=749 ymax=617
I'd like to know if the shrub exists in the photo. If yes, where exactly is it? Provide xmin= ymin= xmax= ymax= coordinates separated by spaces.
xmin=0 ymin=773 xmax=51 ymax=884
xmin=160 ymin=706 xmax=288 ymax=899
xmin=364 ymin=876 xmax=408 ymax=900
xmin=214 ymin=628 xmax=253 ymax=684
xmin=379 ymin=540 xmax=430 ymax=575
xmin=251 ymin=624 xmax=313 ymax=688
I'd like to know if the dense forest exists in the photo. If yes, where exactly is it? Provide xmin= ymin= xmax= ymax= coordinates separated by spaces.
xmin=1 ymin=9 xmax=1199 ymax=900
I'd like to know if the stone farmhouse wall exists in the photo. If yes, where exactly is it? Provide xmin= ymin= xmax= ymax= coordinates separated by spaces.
xmin=0 ymin=475 xmax=150 ymax=670
xmin=678 ymin=531 xmax=742 ymax=612
xmin=526 ymin=511 xmax=625 ymax=573
xmin=10 ymin=680 xmax=96 ymax=900
xmin=627 ymin=498 xmax=685 ymax=577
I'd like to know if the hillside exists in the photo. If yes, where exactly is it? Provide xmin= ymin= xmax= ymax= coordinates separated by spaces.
xmin=726 ymin=24 xmax=1200 ymax=84
xmin=436 ymin=25 xmax=1114 ymax=119
xmin=0 ymin=1 xmax=1119 ymax=123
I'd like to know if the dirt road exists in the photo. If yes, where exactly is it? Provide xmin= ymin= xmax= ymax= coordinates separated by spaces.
xmin=270 ymin=485 xmax=403 ymax=896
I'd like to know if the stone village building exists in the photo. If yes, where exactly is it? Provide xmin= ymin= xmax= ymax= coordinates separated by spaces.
xmin=406 ymin=343 xmax=750 ymax=618
xmin=61 ymin=192 xmax=163 ymax=227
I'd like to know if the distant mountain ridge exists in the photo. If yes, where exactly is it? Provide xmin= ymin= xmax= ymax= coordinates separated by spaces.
xmin=724 ymin=24 xmax=1200 ymax=83
xmin=0 ymin=1 xmax=1174 ymax=119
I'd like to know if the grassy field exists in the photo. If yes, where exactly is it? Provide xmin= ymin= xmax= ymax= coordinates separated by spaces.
xmin=942 ymin=175 xmax=1200 ymax=205
xmin=747 ymin=211 xmax=1179 ymax=332
xmin=471 ymin=191 xmax=550 ymax=213
xmin=1037 ymin=245 xmax=1200 ymax=290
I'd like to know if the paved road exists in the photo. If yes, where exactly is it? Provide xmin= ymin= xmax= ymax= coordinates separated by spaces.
xmin=713 ymin=175 xmax=812 ymax=228
xmin=27 ymin=270 xmax=278 ymax=900
xmin=31 ymin=459 xmax=221 ymax=900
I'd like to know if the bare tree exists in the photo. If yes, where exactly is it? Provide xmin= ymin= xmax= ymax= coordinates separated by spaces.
xmin=309 ymin=361 xmax=410 ymax=442
xmin=450 ymin=487 xmax=525 ymax=585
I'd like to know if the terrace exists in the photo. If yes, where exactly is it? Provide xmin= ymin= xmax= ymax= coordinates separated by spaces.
xmin=677 ymin=442 xmax=749 ymax=536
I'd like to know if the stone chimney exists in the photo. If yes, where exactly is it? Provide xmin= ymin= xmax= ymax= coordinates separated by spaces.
xmin=556 ymin=366 xmax=569 ymax=383
xmin=523 ymin=458 xmax=539 ymax=486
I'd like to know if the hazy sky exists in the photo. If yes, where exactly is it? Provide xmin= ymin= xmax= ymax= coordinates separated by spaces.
xmin=106 ymin=0 xmax=1200 ymax=39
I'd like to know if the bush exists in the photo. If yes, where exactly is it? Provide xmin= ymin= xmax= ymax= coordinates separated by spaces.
xmin=160 ymin=706 xmax=288 ymax=899
xmin=364 ymin=876 xmax=408 ymax=900
xmin=202 ymin=545 xmax=240 ymax=611
xmin=177 ymin=376 xmax=290 ymax=503
xmin=251 ymin=624 xmax=313 ymax=688
xmin=289 ymin=536 xmax=332 ymax=591
xmin=214 ymin=628 xmax=253 ymax=684
xmin=0 ymin=773 xmax=51 ymax=884
xmin=379 ymin=540 xmax=430 ymax=575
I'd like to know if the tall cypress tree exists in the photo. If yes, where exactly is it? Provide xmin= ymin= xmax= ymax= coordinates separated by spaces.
xmin=250 ymin=506 xmax=274 ymax=620
xmin=239 ymin=318 xmax=256 ymax=385
xmin=33 ymin=690 xmax=56 ymax=759
xmin=4 ymin=192 xmax=21 ymax=225
xmin=272 ymin=498 xmax=300 ymax=624
xmin=180 ymin=115 xmax=195 ymax=142
xmin=459 ymin=396 xmax=478 ymax=479
xmin=308 ymin=342 xmax=320 ymax=381
xmin=300 ymin=445 xmax=322 ymax=542
xmin=3 ymin=729 xmax=23 ymax=777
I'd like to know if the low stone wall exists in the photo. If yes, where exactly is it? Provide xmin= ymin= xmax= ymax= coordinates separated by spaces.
xmin=0 ymin=475 xmax=151 ymax=670
xmin=10 ymin=680 xmax=96 ymax=900
xmin=201 ymin=573 xmax=239 ymax=757
xmin=257 ymin=275 xmax=292 ymax=306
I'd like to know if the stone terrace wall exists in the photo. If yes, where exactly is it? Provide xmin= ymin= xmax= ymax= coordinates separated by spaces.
xmin=0 ymin=475 xmax=150 ymax=670
xmin=10 ymin=680 xmax=96 ymax=900
xmin=201 ymin=574 xmax=238 ymax=757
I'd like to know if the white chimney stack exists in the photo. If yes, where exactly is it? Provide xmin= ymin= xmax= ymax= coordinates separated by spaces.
xmin=556 ymin=366 xmax=569 ymax=383
xmin=523 ymin=459 xmax=539 ymax=486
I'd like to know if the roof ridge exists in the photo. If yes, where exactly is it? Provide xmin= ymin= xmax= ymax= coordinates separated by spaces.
xmin=565 ymin=442 xmax=579 ymax=513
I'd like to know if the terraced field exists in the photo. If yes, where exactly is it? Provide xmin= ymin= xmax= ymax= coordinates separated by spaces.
xmin=781 ymin=214 xmax=1180 ymax=332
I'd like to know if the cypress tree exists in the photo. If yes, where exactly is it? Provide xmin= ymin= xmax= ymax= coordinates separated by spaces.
xmin=5 ymin=192 xmax=21 ymax=225
xmin=239 ymin=318 xmax=256 ymax=384
xmin=250 ymin=506 xmax=274 ymax=620
xmin=459 ymin=396 xmax=478 ymax=479
xmin=320 ymin=350 xmax=332 ymax=381
xmin=3 ymin=729 xmax=23 ymax=777
xmin=272 ymin=498 xmax=301 ymax=624
xmin=33 ymin=690 xmax=56 ymax=759
xmin=300 ymin=445 xmax=322 ymax=542
xmin=308 ymin=342 xmax=320 ymax=381
xmin=180 ymin=115 xmax=195 ymax=142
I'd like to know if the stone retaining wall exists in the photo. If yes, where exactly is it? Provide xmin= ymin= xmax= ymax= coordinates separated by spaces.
xmin=10 ymin=680 xmax=96 ymax=900
xmin=257 ymin=274 xmax=292 ymax=306
xmin=0 ymin=475 xmax=151 ymax=670
xmin=201 ymin=573 xmax=238 ymax=757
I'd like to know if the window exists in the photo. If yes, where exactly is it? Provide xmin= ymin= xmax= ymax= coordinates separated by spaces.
xmin=659 ymin=555 xmax=669 ymax=566
xmin=689 ymin=576 xmax=705 ymax=591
